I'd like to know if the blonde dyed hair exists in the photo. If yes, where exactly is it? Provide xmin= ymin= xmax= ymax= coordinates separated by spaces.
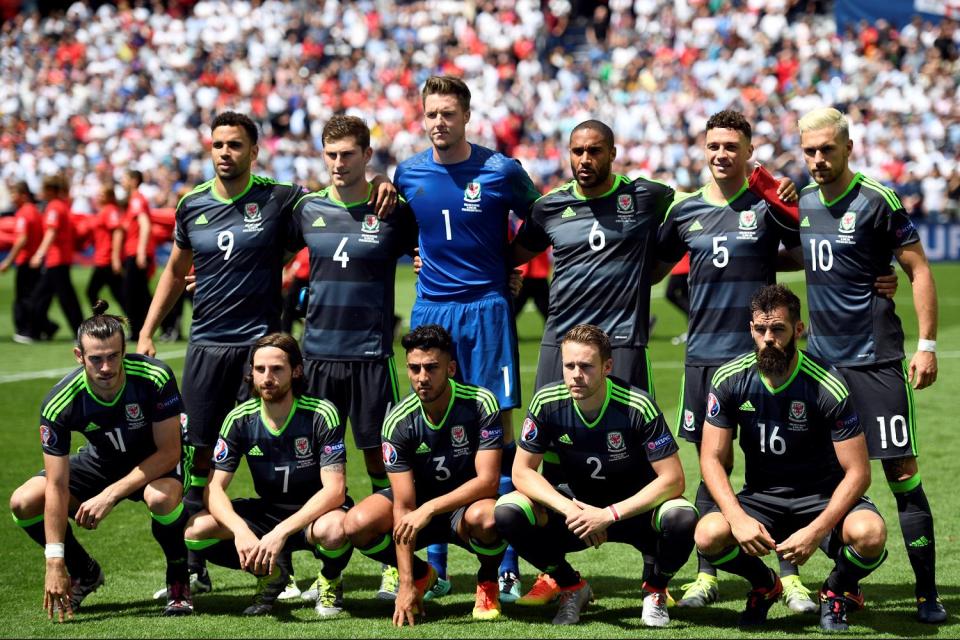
xmin=797 ymin=107 xmax=849 ymax=141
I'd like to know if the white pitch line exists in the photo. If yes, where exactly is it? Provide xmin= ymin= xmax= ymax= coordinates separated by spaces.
xmin=3 ymin=349 xmax=958 ymax=384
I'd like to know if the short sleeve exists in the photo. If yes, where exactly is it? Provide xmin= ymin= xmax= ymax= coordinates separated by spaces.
xmin=477 ymin=399 xmax=503 ymax=451
xmin=886 ymin=207 xmax=920 ymax=250
xmin=514 ymin=208 xmax=551 ymax=254
xmin=517 ymin=414 xmax=549 ymax=455
xmin=819 ymin=370 xmax=863 ymax=442
xmin=382 ymin=422 xmax=412 ymax=473
xmin=174 ymin=203 xmax=191 ymax=250
xmin=505 ymin=160 xmax=540 ymax=219
xmin=152 ymin=368 xmax=184 ymax=422
xmin=640 ymin=414 xmax=679 ymax=463
xmin=656 ymin=206 xmax=688 ymax=263
xmin=705 ymin=376 xmax=737 ymax=430
xmin=213 ymin=419 xmax=244 ymax=473
xmin=315 ymin=413 xmax=347 ymax=468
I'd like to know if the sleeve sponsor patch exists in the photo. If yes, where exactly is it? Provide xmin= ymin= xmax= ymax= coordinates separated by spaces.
xmin=647 ymin=433 xmax=675 ymax=451
xmin=213 ymin=438 xmax=229 ymax=463
xmin=836 ymin=414 xmax=859 ymax=429
xmin=520 ymin=417 xmax=538 ymax=442
xmin=382 ymin=442 xmax=398 ymax=465
xmin=480 ymin=427 xmax=502 ymax=439
xmin=40 ymin=425 xmax=56 ymax=448
xmin=707 ymin=393 xmax=721 ymax=418
xmin=157 ymin=395 xmax=181 ymax=410
xmin=323 ymin=442 xmax=346 ymax=454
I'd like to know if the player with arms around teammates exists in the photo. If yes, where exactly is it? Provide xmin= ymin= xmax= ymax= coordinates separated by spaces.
xmin=10 ymin=302 xmax=193 ymax=620
xmin=288 ymin=114 xmax=418 ymax=600
xmin=182 ymin=334 xmax=353 ymax=618
xmin=343 ymin=325 xmax=507 ymax=626
xmin=796 ymin=107 xmax=944 ymax=623
xmin=695 ymin=284 xmax=888 ymax=632
xmin=496 ymin=324 xmax=697 ymax=627
xmin=393 ymin=75 xmax=540 ymax=602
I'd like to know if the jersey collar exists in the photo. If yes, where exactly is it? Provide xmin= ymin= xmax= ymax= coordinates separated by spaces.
xmin=329 ymin=183 xmax=373 ymax=209
xmin=760 ymin=351 xmax=804 ymax=395
xmin=83 ymin=369 xmax=127 ymax=407
xmin=261 ymin=396 xmax=299 ymax=436
xmin=573 ymin=174 xmax=624 ymax=201
xmin=573 ymin=378 xmax=612 ymax=428
xmin=421 ymin=379 xmax=457 ymax=431
xmin=819 ymin=172 xmax=862 ymax=207
xmin=702 ymin=179 xmax=749 ymax=207
xmin=210 ymin=174 xmax=255 ymax=205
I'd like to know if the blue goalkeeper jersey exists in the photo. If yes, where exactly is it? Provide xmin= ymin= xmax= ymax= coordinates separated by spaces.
xmin=393 ymin=144 xmax=540 ymax=301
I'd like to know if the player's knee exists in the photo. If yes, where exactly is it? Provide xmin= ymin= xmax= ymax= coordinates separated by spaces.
xmin=343 ymin=504 xmax=385 ymax=546
xmin=844 ymin=512 xmax=887 ymax=557
xmin=183 ymin=511 xmax=215 ymax=539
xmin=658 ymin=500 xmax=698 ymax=537
xmin=310 ymin=511 xmax=348 ymax=549
xmin=144 ymin=480 xmax=183 ymax=515
xmin=9 ymin=478 xmax=44 ymax=518
xmin=494 ymin=493 xmax=535 ymax=538
xmin=694 ymin=513 xmax=730 ymax=554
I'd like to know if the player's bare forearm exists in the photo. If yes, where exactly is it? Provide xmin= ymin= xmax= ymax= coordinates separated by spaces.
xmin=613 ymin=454 xmax=685 ymax=519
xmin=138 ymin=246 xmax=192 ymax=346
xmin=207 ymin=473 xmax=253 ymax=539
xmin=897 ymin=243 xmax=939 ymax=341
xmin=808 ymin=436 xmax=871 ymax=538
xmin=701 ymin=424 xmax=747 ymax=522
xmin=513 ymin=451 xmax=577 ymax=516
xmin=42 ymin=455 xmax=70 ymax=546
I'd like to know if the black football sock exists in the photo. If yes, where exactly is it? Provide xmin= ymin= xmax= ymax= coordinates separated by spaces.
xmin=779 ymin=553 xmax=799 ymax=577
xmin=695 ymin=481 xmax=719 ymax=576
xmin=890 ymin=475 xmax=938 ymax=598
xmin=705 ymin=545 xmax=773 ymax=589
xmin=151 ymin=502 xmax=189 ymax=584
xmin=648 ymin=501 xmax=698 ymax=590
xmin=824 ymin=545 xmax=887 ymax=595
xmin=317 ymin=541 xmax=354 ymax=580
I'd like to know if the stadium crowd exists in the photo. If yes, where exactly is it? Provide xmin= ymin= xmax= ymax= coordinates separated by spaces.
xmin=0 ymin=0 xmax=958 ymax=218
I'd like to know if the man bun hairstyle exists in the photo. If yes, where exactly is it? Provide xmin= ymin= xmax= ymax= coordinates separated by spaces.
xmin=76 ymin=299 xmax=127 ymax=353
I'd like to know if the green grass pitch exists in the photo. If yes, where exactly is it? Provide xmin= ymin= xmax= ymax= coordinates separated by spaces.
xmin=0 ymin=263 xmax=957 ymax=638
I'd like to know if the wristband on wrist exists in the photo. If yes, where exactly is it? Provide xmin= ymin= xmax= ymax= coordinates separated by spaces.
xmin=917 ymin=339 xmax=937 ymax=353
xmin=44 ymin=543 xmax=65 ymax=559
xmin=607 ymin=504 xmax=621 ymax=522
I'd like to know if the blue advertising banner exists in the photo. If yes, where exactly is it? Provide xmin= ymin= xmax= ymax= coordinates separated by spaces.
xmin=835 ymin=0 xmax=956 ymax=31
xmin=918 ymin=223 xmax=960 ymax=262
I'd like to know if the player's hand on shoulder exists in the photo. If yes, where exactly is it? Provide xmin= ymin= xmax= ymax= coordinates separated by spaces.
xmin=776 ymin=177 xmax=798 ymax=203
xmin=909 ymin=351 xmax=937 ymax=390
xmin=730 ymin=513 xmax=775 ymax=556
xmin=370 ymin=174 xmax=398 ymax=219
xmin=44 ymin=561 xmax=73 ymax=622
xmin=136 ymin=334 xmax=157 ymax=357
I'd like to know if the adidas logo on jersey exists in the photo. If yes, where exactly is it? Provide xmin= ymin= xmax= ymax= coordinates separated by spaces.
xmin=559 ymin=434 xmax=573 ymax=445
xmin=560 ymin=207 xmax=577 ymax=219
xmin=313 ymin=216 xmax=326 ymax=228
xmin=689 ymin=219 xmax=703 ymax=232
xmin=739 ymin=400 xmax=756 ymax=412
xmin=196 ymin=214 xmax=209 ymax=225
xmin=84 ymin=422 xmax=100 ymax=432
xmin=800 ymin=216 xmax=811 ymax=228
xmin=248 ymin=445 xmax=264 ymax=456
xmin=416 ymin=442 xmax=431 ymax=454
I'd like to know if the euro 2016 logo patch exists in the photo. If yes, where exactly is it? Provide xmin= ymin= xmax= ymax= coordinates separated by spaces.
xmin=789 ymin=401 xmax=807 ymax=421
xmin=40 ymin=425 xmax=56 ymax=448
xmin=607 ymin=431 xmax=625 ymax=451
xmin=616 ymin=194 xmax=634 ymax=214
xmin=464 ymin=182 xmax=481 ymax=202
xmin=295 ymin=436 xmax=311 ymax=458
xmin=214 ymin=438 xmax=229 ymax=463
xmin=382 ymin=442 xmax=398 ymax=466
xmin=839 ymin=211 xmax=856 ymax=233
xmin=707 ymin=393 xmax=721 ymax=418
xmin=451 ymin=425 xmax=467 ymax=447
xmin=521 ymin=417 xmax=538 ymax=443
xmin=361 ymin=214 xmax=380 ymax=233
xmin=738 ymin=210 xmax=758 ymax=231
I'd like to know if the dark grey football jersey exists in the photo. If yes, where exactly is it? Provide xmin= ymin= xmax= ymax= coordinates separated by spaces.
xmin=289 ymin=188 xmax=417 ymax=360
xmin=708 ymin=350 xmax=862 ymax=497
xmin=798 ymin=173 xmax=920 ymax=366
xmin=516 ymin=175 xmax=674 ymax=347
xmin=658 ymin=183 xmax=799 ymax=365
xmin=175 ymin=175 xmax=304 ymax=345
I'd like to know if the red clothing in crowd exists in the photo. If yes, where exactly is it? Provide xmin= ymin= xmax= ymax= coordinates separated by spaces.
xmin=42 ymin=198 xmax=75 ymax=267
xmin=92 ymin=203 xmax=123 ymax=267
xmin=12 ymin=202 xmax=42 ymax=265
xmin=122 ymin=189 xmax=155 ymax=260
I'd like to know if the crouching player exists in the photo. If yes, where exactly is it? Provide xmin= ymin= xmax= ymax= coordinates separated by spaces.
xmin=495 ymin=324 xmax=697 ymax=627
xmin=694 ymin=284 xmax=887 ymax=631
xmin=10 ymin=301 xmax=192 ymax=620
xmin=183 ymin=333 xmax=353 ymax=617
xmin=344 ymin=324 xmax=506 ymax=626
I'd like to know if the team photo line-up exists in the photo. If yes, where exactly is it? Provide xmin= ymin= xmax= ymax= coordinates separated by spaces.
xmin=8 ymin=76 xmax=942 ymax=633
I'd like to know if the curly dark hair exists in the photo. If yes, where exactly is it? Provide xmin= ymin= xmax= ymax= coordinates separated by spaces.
xmin=706 ymin=109 xmax=752 ymax=141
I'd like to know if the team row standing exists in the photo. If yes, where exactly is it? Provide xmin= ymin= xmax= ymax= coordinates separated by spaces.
xmin=10 ymin=76 xmax=943 ymax=631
